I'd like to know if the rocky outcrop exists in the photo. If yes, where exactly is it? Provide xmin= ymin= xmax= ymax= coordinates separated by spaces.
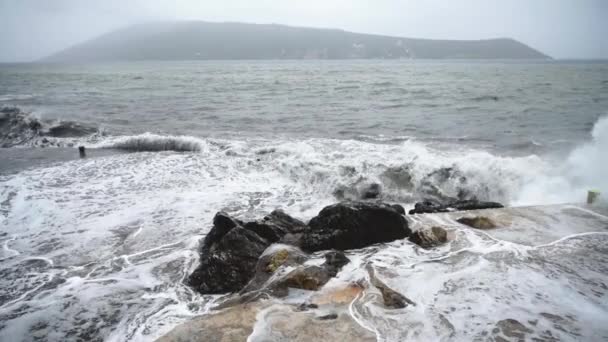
xmin=408 ymin=226 xmax=449 ymax=249
xmin=187 ymin=210 xmax=306 ymax=294
xmin=409 ymin=198 xmax=503 ymax=215
xmin=457 ymin=216 xmax=497 ymax=229
xmin=188 ymin=201 xmax=409 ymax=295
xmin=301 ymin=201 xmax=411 ymax=252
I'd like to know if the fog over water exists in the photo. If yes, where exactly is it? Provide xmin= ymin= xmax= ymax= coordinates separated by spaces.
xmin=0 ymin=0 xmax=607 ymax=62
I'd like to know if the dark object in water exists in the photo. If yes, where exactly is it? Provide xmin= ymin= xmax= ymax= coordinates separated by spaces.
xmin=301 ymin=201 xmax=411 ymax=252
xmin=409 ymin=199 xmax=503 ymax=215
xmin=78 ymin=146 xmax=86 ymax=158
xmin=456 ymin=216 xmax=497 ymax=229
xmin=408 ymin=226 xmax=449 ymax=249
xmin=367 ymin=265 xmax=415 ymax=309
xmin=317 ymin=313 xmax=338 ymax=320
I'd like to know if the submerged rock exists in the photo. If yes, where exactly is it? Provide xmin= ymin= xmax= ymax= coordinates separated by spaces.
xmin=409 ymin=198 xmax=504 ymax=215
xmin=409 ymin=226 xmax=449 ymax=249
xmin=156 ymin=300 xmax=376 ymax=342
xmin=457 ymin=216 xmax=497 ymax=229
xmin=367 ymin=265 xmax=415 ymax=309
xmin=240 ymin=245 xmax=350 ymax=297
xmin=302 ymin=201 xmax=411 ymax=252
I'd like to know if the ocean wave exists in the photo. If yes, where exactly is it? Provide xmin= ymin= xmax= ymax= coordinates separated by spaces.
xmin=0 ymin=94 xmax=36 ymax=101
xmin=95 ymin=133 xmax=207 ymax=152
xmin=0 ymin=106 xmax=99 ymax=147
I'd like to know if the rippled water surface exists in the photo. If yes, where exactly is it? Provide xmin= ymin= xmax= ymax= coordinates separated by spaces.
xmin=0 ymin=60 xmax=607 ymax=341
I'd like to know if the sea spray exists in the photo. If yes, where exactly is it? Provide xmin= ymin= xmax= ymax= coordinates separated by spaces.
xmin=514 ymin=115 xmax=608 ymax=205
xmin=565 ymin=115 xmax=608 ymax=202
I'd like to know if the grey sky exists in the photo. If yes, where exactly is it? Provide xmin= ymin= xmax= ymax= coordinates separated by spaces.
xmin=0 ymin=0 xmax=606 ymax=62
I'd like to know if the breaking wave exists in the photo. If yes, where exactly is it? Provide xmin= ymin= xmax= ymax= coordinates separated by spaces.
xmin=95 ymin=133 xmax=207 ymax=152
xmin=0 ymin=106 xmax=98 ymax=147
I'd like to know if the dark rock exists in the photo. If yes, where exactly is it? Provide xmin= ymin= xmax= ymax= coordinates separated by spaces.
xmin=409 ymin=226 xmax=449 ymax=249
xmin=301 ymin=201 xmax=411 ymax=252
xmin=317 ymin=313 xmax=338 ymax=320
xmin=323 ymin=250 xmax=350 ymax=272
xmin=361 ymin=183 xmax=382 ymax=199
xmin=201 ymin=212 xmax=243 ymax=251
xmin=188 ymin=209 xmax=308 ymax=294
xmin=296 ymin=303 xmax=319 ymax=311
xmin=409 ymin=199 xmax=503 ymax=215
xmin=187 ymin=226 xmax=268 ymax=294
xmin=390 ymin=204 xmax=406 ymax=215
xmin=244 ymin=209 xmax=307 ymax=243
xmin=457 ymin=216 xmax=497 ymax=229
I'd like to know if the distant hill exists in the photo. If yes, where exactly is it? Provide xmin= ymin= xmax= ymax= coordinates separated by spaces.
xmin=44 ymin=21 xmax=550 ymax=62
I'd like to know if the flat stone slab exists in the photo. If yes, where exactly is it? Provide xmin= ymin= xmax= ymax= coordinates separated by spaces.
xmin=408 ymin=203 xmax=608 ymax=246
xmin=157 ymin=284 xmax=375 ymax=342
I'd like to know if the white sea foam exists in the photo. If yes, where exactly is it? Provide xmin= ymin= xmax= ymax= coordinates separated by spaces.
xmin=1 ymin=117 xmax=607 ymax=341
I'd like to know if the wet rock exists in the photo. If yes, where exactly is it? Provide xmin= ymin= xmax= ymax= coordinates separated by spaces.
xmin=188 ymin=208 xmax=312 ymax=294
xmin=282 ymin=266 xmax=335 ymax=291
xmin=239 ymin=245 xmax=309 ymax=295
xmin=409 ymin=226 xmax=449 ymax=248
xmin=367 ymin=265 xmax=414 ymax=309
xmin=157 ymin=301 xmax=376 ymax=342
xmin=301 ymin=201 xmax=411 ymax=252
xmin=239 ymin=246 xmax=350 ymax=297
xmin=244 ymin=209 xmax=307 ymax=243
xmin=278 ymin=250 xmax=349 ymax=291
xmin=200 ymin=212 xmax=243 ymax=250
xmin=409 ymin=198 xmax=504 ymax=215
xmin=317 ymin=313 xmax=338 ymax=320
xmin=457 ymin=216 xmax=497 ymax=229
xmin=296 ymin=303 xmax=318 ymax=311
xmin=187 ymin=226 xmax=268 ymax=294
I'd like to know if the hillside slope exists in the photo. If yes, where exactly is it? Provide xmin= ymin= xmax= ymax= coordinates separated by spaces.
xmin=44 ymin=21 xmax=550 ymax=61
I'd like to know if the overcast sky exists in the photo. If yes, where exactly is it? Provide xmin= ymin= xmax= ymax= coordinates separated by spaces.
xmin=0 ymin=0 xmax=606 ymax=62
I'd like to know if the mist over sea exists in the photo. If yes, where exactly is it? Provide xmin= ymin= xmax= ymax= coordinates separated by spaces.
xmin=1 ymin=60 xmax=608 ymax=341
